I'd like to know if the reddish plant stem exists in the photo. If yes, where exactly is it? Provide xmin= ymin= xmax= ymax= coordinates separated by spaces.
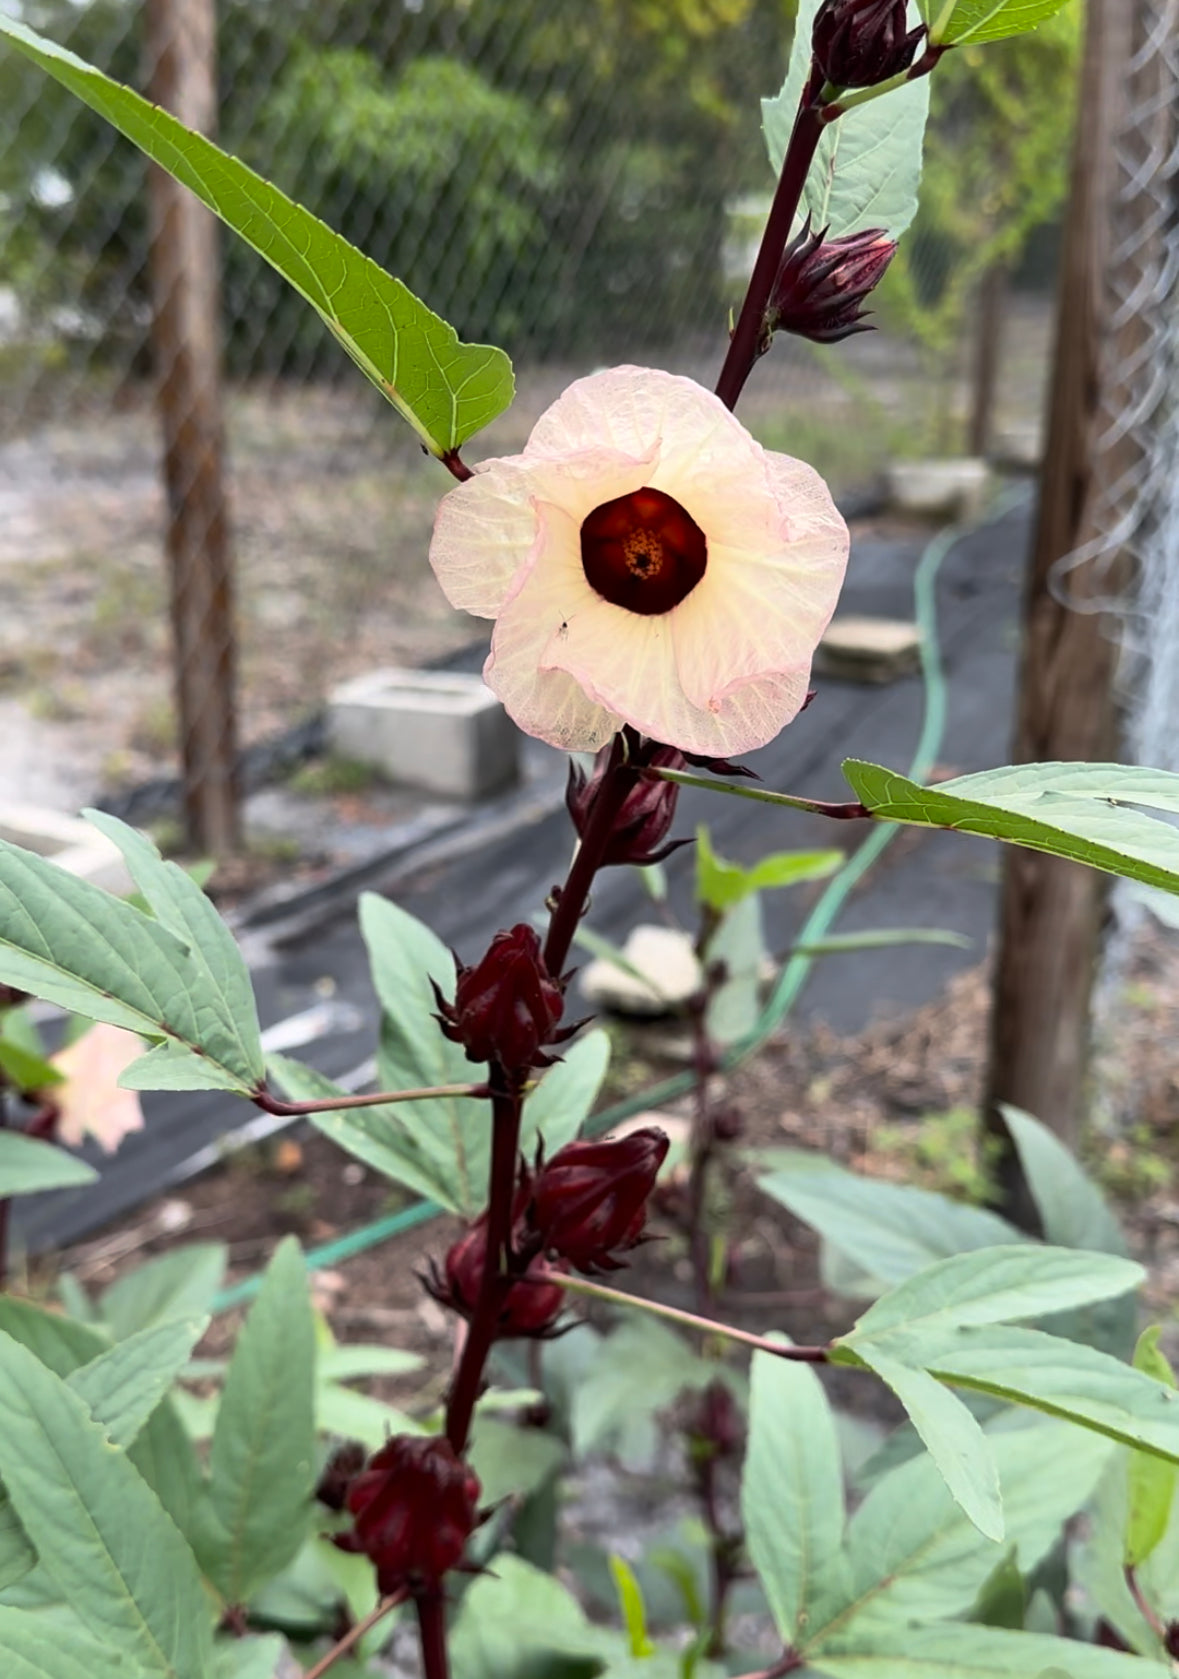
xmin=440 ymin=449 xmax=473 ymax=483
xmin=415 ymin=1587 xmax=451 ymax=1679
xmin=544 ymin=741 xmax=639 ymax=979
xmin=302 ymin=1592 xmax=406 ymax=1679
xmin=444 ymin=1067 xmax=523 ymax=1454
xmin=254 ymin=1081 xmax=488 ymax=1117
xmin=684 ymin=987 xmax=721 ymax=1319
xmin=1124 ymin=1565 xmax=1167 ymax=1643
xmin=714 ymin=70 xmax=825 ymax=412
xmin=541 ymin=1268 xmax=829 ymax=1362
xmin=695 ymin=1449 xmax=738 ymax=1658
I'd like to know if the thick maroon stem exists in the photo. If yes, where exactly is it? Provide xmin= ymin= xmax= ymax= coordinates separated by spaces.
xmin=685 ymin=992 xmax=720 ymax=1318
xmin=415 ymin=1587 xmax=451 ymax=1679
xmin=543 ymin=742 xmax=639 ymax=979
xmin=444 ymin=1070 xmax=523 ymax=1453
xmin=714 ymin=78 xmax=825 ymax=412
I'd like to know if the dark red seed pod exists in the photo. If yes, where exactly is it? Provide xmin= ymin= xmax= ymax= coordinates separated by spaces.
xmin=434 ymin=925 xmax=567 ymax=1076
xmin=768 ymin=219 xmax=896 ymax=348
xmin=315 ymin=1440 xmax=368 ymax=1511
xmin=333 ymin=1434 xmax=481 ymax=1595
xmin=527 ymin=1127 xmax=669 ymax=1273
xmin=426 ymin=1213 xmax=567 ymax=1339
xmin=812 ymin=0 xmax=924 ymax=90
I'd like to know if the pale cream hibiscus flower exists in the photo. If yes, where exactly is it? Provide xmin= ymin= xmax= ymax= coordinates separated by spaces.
xmin=429 ymin=366 xmax=849 ymax=757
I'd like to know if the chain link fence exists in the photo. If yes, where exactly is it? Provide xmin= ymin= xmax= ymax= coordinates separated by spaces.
xmin=0 ymin=0 xmax=1073 ymax=833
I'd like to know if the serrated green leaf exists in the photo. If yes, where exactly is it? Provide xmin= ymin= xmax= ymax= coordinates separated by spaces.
xmin=756 ymin=1154 xmax=1024 ymax=1290
xmin=522 ymin=1028 xmax=612 ymax=1156
xmin=69 ymin=1315 xmax=207 ymax=1451
xmin=854 ymin=1350 xmax=1002 ymax=1539
xmin=1125 ymin=1329 xmax=1177 ymax=1568
xmin=807 ymin=1621 xmax=1169 ymax=1675
xmin=695 ymin=826 xmax=842 ymax=913
xmin=84 ymin=814 xmax=263 ymax=1093
xmin=704 ymin=894 xmax=767 ymax=1047
xmin=841 ymin=1246 xmax=1142 ymax=1347
xmin=203 ymin=1238 xmax=315 ymax=1605
xmin=467 ymin=1415 xmax=567 ymax=1507
xmin=0 ymin=1038 xmax=63 ymax=1092
xmin=317 ymin=1343 xmax=424 ymax=1383
xmin=213 ymin=1635 xmax=284 ymax=1679
xmin=0 ymin=833 xmax=261 ymax=1093
xmin=0 ymin=17 xmax=512 ymax=455
xmin=0 ymin=1607 xmax=144 ymax=1678
xmin=763 ymin=0 xmax=929 ymax=238
xmin=0 ymin=1334 xmax=213 ymax=1678
xmin=821 ymin=1419 xmax=1110 ymax=1638
xmin=0 ymin=1132 xmax=97 ymax=1197
xmin=742 ymin=1348 xmax=850 ymax=1643
xmin=99 ymin=1245 xmax=227 ymax=1341
xmin=449 ymin=1554 xmax=606 ymax=1679
xmin=930 ymin=0 xmax=1075 ymax=47
xmin=843 ymin=759 xmax=1179 ymax=897
xmin=999 ymin=1105 xmax=1127 ymax=1254
xmin=0 ymin=1297 xmax=109 ymax=1375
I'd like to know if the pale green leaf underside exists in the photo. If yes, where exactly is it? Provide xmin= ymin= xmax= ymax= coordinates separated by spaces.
xmin=0 ymin=1131 xmax=97 ymax=1197
xmin=931 ymin=0 xmax=1075 ymax=46
xmin=809 ymin=1622 xmax=1169 ymax=1676
xmin=0 ymin=16 xmax=513 ymax=453
xmin=0 ymin=1608 xmax=144 ymax=1679
xmin=763 ymin=0 xmax=929 ymax=238
xmin=844 ymin=759 xmax=1179 ymax=897
xmin=0 ymin=827 xmax=262 ymax=1094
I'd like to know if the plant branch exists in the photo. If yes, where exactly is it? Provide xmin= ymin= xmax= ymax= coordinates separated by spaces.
xmin=823 ymin=40 xmax=948 ymax=118
xmin=254 ymin=1082 xmax=489 ymax=1117
xmin=715 ymin=68 xmax=825 ymax=412
xmin=544 ymin=737 xmax=639 ymax=979
xmin=1124 ymin=1565 xmax=1167 ymax=1643
xmin=440 ymin=449 xmax=473 ymax=483
xmin=540 ymin=1269 xmax=829 ymax=1363
xmin=650 ymin=766 xmax=869 ymax=819
xmin=444 ymin=1069 xmax=523 ymax=1453
xmin=302 ymin=1591 xmax=406 ymax=1679
xmin=416 ymin=1586 xmax=451 ymax=1679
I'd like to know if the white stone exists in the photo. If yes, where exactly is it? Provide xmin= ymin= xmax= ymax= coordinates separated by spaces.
xmin=817 ymin=616 xmax=921 ymax=684
xmin=582 ymin=924 xmax=703 ymax=1017
xmin=0 ymin=803 xmax=132 ymax=895
xmin=886 ymin=458 xmax=991 ymax=519
xmin=327 ymin=668 xmax=519 ymax=800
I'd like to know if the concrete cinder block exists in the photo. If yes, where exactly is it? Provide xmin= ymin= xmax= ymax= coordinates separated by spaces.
xmin=816 ymin=617 xmax=922 ymax=684
xmin=887 ymin=458 xmax=991 ymax=520
xmin=0 ymin=804 xmax=133 ymax=895
xmin=327 ymin=668 xmax=519 ymax=800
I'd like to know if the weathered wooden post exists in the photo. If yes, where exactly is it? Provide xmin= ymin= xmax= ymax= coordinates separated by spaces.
xmin=146 ymin=0 xmax=238 ymax=857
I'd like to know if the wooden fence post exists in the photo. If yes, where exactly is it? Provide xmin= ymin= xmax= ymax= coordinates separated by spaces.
xmin=146 ymin=0 xmax=238 ymax=857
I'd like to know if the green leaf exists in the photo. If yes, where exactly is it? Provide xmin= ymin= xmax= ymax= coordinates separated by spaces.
xmin=756 ymin=1153 xmax=1024 ymax=1290
xmin=794 ymin=928 xmax=972 ymax=955
xmin=0 ymin=830 xmax=262 ymax=1094
xmin=317 ymin=1342 xmax=424 ymax=1384
xmin=763 ymin=0 xmax=929 ymax=238
xmin=0 ymin=1038 xmax=63 ymax=1093
xmin=0 ymin=1131 xmax=97 ymax=1197
xmin=449 ymin=1555 xmax=606 ymax=1679
xmin=202 ymin=1238 xmax=316 ymax=1604
xmin=808 ymin=1622 xmax=1170 ymax=1676
xmin=999 ymin=1105 xmax=1126 ymax=1255
xmin=83 ymin=815 xmax=264 ymax=1094
xmin=467 ymin=1415 xmax=567 ymax=1507
xmin=570 ymin=1321 xmax=725 ymax=1463
xmin=126 ymin=1397 xmax=205 ymax=1562
xmin=362 ymin=892 xmax=492 ymax=1214
xmin=69 ymin=1316 xmax=208 ymax=1451
xmin=0 ymin=17 xmax=512 ymax=456
xmin=0 ymin=1607 xmax=144 ymax=1678
xmin=828 ymin=1419 xmax=1111 ymax=1636
xmin=840 ymin=1246 xmax=1142 ymax=1347
xmin=695 ymin=827 xmax=842 ymax=913
xmin=1125 ymin=1329 xmax=1177 ymax=1568
xmin=930 ymin=0 xmax=1076 ymax=47
xmin=213 ymin=1636 xmax=284 ymax=1679
xmin=843 ymin=759 xmax=1179 ymax=897
xmin=741 ymin=1347 xmax=849 ymax=1644
xmin=522 ymin=1028 xmax=612 ymax=1157
xmin=971 ymin=1551 xmax=1027 ymax=1630
xmin=863 ymin=1323 xmax=1179 ymax=1466
xmin=704 ymin=894 xmax=767 ymax=1047
xmin=0 ymin=1334 xmax=213 ymax=1677
xmin=0 ymin=1296 xmax=110 ymax=1375
xmin=853 ymin=1351 xmax=1002 ymax=1540
xmin=100 ymin=1245 xmax=227 ymax=1341
xmin=610 ymin=1555 xmax=656 ymax=1658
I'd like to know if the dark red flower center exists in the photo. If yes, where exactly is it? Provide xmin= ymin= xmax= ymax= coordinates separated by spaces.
xmin=581 ymin=486 xmax=707 ymax=616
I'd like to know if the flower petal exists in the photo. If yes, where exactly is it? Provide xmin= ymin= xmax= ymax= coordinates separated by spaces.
xmin=430 ymin=454 xmax=540 ymax=618
xmin=485 ymin=502 xmax=621 ymax=751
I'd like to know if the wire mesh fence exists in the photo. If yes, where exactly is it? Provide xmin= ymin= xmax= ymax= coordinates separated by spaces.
xmin=0 ymin=0 xmax=1073 ymax=836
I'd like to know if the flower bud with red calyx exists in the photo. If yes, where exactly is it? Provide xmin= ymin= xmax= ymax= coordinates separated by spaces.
xmin=425 ymin=1211 xmax=567 ymax=1339
xmin=813 ymin=0 xmax=925 ymax=90
xmin=767 ymin=220 xmax=896 ymax=348
xmin=333 ymin=1434 xmax=481 ymax=1595
xmin=434 ymin=925 xmax=572 ymax=1076
xmin=527 ymin=1127 xmax=669 ymax=1273
xmin=681 ymin=1378 xmax=745 ymax=1462
xmin=567 ymin=742 xmax=691 ymax=868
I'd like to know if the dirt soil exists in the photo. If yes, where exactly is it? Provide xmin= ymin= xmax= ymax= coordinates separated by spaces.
xmin=29 ymin=917 xmax=1179 ymax=1418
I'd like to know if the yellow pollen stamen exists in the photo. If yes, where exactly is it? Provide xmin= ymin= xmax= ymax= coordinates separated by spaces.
xmin=623 ymin=529 xmax=664 ymax=579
